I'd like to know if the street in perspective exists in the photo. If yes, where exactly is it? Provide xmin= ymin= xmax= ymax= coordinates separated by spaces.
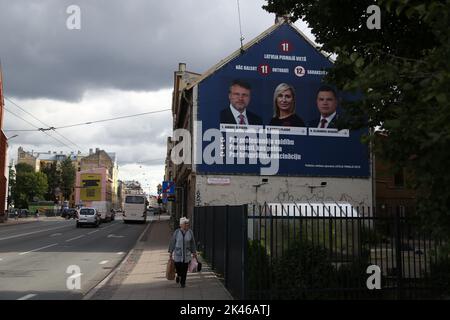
xmin=0 ymin=0 xmax=449 ymax=306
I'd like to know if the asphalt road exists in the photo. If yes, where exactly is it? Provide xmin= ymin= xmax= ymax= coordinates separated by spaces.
xmin=0 ymin=217 xmax=148 ymax=300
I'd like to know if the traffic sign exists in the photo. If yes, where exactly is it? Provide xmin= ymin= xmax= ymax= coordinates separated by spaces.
xmin=162 ymin=181 xmax=175 ymax=195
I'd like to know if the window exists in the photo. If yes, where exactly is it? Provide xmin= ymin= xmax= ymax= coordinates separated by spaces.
xmin=80 ymin=209 xmax=95 ymax=215
xmin=125 ymin=196 xmax=145 ymax=204
xmin=394 ymin=170 xmax=405 ymax=188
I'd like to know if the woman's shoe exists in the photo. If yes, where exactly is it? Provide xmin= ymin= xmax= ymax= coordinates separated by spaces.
xmin=176 ymin=276 xmax=180 ymax=283
xmin=180 ymin=283 xmax=185 ymax=288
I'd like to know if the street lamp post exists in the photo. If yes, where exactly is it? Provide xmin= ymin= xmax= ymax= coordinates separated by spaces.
xmin=5 ymin=135 xmax=19 ymax=220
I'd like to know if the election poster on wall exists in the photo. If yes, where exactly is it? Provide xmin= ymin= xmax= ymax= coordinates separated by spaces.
xmin=196 ymin=23 xmax=369 ymax=177
xmin=80 ymin=173 xmax=102 ymax=201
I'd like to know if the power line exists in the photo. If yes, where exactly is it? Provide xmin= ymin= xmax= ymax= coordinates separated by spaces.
xmin=4 ymin=96 xmax=82 ymax=150
xmin=3 ymin=106 xmax=74 ymax=150
xmin=55 ymin=109 xmax=171 ymax=130
xmin=4 ymin=108 xmax=171 ymax=132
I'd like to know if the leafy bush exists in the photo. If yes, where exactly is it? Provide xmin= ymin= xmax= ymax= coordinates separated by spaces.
xmin=248 ymin=240 xmax=272 ymax=299
xmin=428 ymin=255 xmax=450 ymax=298
xmin=271 ymin=239 xmax=337 ymax=299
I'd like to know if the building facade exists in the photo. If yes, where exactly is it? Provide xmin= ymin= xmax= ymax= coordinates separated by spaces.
xmin=166 ymin=20 xmax=374 ymax=224
xmin=0 ymin=67 xmax=7 ymax=220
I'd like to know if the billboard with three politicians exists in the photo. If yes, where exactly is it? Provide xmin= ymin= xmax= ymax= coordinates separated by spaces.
xmin=196 ymin=24 xmax=369 ymax=177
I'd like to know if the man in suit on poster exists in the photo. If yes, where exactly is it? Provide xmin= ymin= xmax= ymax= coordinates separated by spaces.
xmin=308 ymin=85 xmax=339 ymax=129
xmin=220 ymin=79 xmax=263 ymax=125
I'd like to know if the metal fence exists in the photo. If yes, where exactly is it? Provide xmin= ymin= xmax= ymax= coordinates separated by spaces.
xmin=194 ymin=203 xmax=450 ymax=300
xmin=193 ymin=205 xmax=248 ymax=299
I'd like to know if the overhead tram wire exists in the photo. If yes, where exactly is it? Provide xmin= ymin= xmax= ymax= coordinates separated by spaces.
xmin=3 ymin=108 xmax=172 ymax=132
xmin=54 ymin=109 xmax=171 ymax=130
xmin=4 ymin=96 xmax=82 ymax=150
xmin=3 ymin=106 xmax=74 ymax=150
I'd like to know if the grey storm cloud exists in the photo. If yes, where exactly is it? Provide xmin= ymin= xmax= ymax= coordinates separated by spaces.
xmin=0 ymin=0 xmax=275 ymax=101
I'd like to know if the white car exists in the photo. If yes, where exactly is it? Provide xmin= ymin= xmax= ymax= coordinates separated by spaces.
xmin=76 ymin=207 xmax=100 ymax=228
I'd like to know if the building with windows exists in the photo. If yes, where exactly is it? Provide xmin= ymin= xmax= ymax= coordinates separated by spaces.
xmin=166 ymin=18 xmax=374 ymax=223
xmin=0 ymin=66 xmax=7 ymax=221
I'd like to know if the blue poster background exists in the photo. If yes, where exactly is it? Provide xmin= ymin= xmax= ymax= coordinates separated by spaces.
xmin=196 ymin=24 xmax=369 ymax=177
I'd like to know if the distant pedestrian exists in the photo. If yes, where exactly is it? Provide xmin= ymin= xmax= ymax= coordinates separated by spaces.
xmin=168 ymin=217 xmax=197 ymax=288
xmin=35 ymin=209 xmax=39 ymax=219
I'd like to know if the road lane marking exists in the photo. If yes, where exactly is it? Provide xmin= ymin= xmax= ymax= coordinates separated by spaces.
xmin=107 ymin=234 xmax=124 ymax=238
xmin=99 ymin=260 xmax=109 ymax=265
xmin=19 ymin=243 xmax=58 ymax=255
xmin=17 ymin=294 xmax=37 ymax=300
xmin=50 ymin=233 xmax=62 ymax=237
xmin=65 ymin=235 xmax=85 ymax=242
xmin=0 ymin=225 xmax=70 ymax=241
xmin=87 ymin=230 xmax=99 ymax=235
xmin=117 ymin=252 xmax=124 ymax=255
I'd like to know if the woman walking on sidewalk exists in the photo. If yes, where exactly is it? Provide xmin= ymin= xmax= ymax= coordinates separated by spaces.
xmin=168 ymin=217 xmax=197 ymax=288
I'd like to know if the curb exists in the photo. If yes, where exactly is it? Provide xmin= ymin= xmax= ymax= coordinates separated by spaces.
xmin=82 ymin=219 xmax=153 ymax=300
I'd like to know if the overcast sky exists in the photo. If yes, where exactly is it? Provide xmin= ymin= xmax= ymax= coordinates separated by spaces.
xmin=1 ymin=0 xmax=313 ymax=194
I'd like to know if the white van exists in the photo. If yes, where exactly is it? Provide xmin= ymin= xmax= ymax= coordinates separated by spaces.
xmin=76 ymin=207 xmax=100 ymax=228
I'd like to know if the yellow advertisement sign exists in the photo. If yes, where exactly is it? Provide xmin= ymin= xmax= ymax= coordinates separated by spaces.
xmin=80 ymin=174 xmax=102 ymax=201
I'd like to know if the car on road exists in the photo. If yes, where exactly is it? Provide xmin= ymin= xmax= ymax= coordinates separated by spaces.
xmin=76 ymin=207 xmax=100 ymax=228
xmin=147 ymin=206 xmax=161 ymax=215
xmin=8 ymin=209 xmax=30 ymax=218
xmin=61 ymin=208 xmax=78 ymax=219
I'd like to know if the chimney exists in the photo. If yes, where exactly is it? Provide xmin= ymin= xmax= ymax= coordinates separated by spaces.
xmin=89 ymin=148 xmax=93 ymax=155
xmin=275 ymin=13 xmax=292 ymax=24
xmin=95 ymin=148 xmax=99 ymax=153
xmin=178 ymin=63 xmax=186 ymax=72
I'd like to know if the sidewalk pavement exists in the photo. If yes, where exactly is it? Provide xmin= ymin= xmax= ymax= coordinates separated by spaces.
xmin=0 ymin=216 xmax=63 ymax=226
xmin=88 ymin=215 xmax=233 ymax=300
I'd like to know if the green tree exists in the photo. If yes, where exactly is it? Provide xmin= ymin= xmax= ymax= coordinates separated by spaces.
xmin=7 ymin=165 xmax=16 ymax=209
xmin=41 ymin=162 xmax=60 ymax=202
xmin=263 ymin=0 xmax=450 ymax=237
xmin=13 ymin=163 xmax=48 ymax=208
xmin=60 ymin=157 xmax=76 ymax=201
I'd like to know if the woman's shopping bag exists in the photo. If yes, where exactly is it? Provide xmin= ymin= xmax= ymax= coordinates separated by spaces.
xmin=188 ymin=257 xmax=199 ymax=273
xmin=166 ymin=258 xmax=175 ymax=280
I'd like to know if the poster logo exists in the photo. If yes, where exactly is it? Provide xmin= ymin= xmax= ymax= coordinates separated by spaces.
xmin=279 ymin=40 xmax=293 ymax=53
xmin=258 ymin=64 xmax=271 ymax=76
xmin=294 ymin=66 xmax=306 ymax=77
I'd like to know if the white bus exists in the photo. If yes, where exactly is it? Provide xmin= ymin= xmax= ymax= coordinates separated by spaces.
xmin=123 ymin=194 xmax=147 ymax=223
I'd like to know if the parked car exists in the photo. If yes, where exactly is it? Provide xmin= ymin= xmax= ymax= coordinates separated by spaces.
xmin=76 ymin=207 xmax=100 ymax=228
xmin=147 ymin=206 xmax=161 ymax=215
xmin=18 ymin=209 xmax=29 ymax=218
xmin=61 ymin=208 xmax=78 ymax=219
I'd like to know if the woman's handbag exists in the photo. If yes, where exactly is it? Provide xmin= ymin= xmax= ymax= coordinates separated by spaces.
xmin=166 ymin=258 xmax=175 ymax=280
xmin=188 ymin=257 xmax=199 ymax=273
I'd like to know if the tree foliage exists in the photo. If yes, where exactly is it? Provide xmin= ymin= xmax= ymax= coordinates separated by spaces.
xmin=60 ymin=157 xmax=76 ymax=200
xmin=263 ymin=0 xmax=450 ymax=237
xmin=41 ymin=162 xmax=61 ymax=202
xmin=13 ymin=163 xmax=48 ymax=208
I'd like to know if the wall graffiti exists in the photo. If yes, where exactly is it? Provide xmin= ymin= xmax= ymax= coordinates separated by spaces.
xmin=196 ymin=190 xmax=202 ymax=206
xmin=274 ymin=188 xmax=369 ymax=208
